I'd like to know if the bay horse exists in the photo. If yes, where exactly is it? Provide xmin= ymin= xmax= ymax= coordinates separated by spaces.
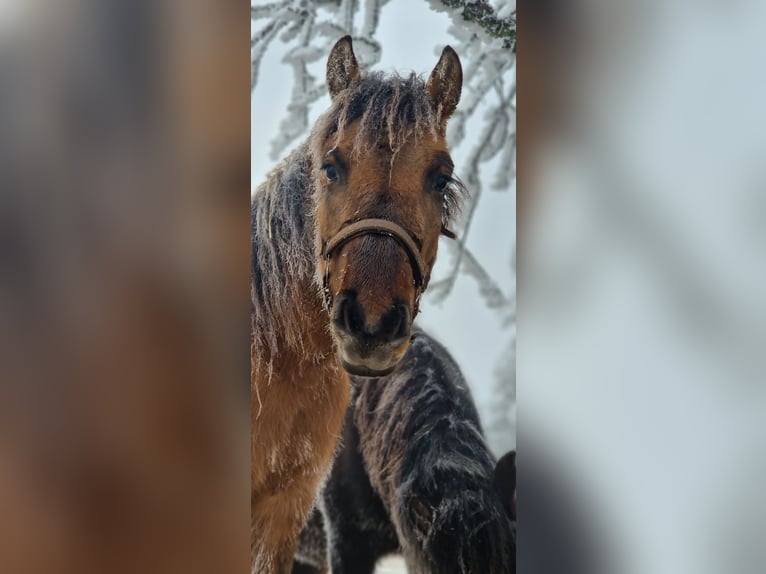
xmin=251 ymin=37 xmax=464 ymax=572
xmin=293 ymin=329 xmax=516 ymax=573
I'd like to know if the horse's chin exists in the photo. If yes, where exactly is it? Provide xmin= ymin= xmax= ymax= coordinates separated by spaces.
xmin=334 ymin=333 xmax=410 ymax=378
xmin=341 ymin=360 xmax=397 ymax=378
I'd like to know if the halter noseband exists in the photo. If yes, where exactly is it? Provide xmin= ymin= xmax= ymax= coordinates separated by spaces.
xmin=321 ymin=218 xmax=430 ymax=317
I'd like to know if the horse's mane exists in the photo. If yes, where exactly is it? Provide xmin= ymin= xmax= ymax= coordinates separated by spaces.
xmin=251 ymin=143 xmax=316 ymax=364
xmin=252 ymin=72 xmax=467 ymax=367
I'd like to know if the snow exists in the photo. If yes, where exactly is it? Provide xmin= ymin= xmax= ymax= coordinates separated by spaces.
xmin=376 ymin=555 xmax=408 ymax=573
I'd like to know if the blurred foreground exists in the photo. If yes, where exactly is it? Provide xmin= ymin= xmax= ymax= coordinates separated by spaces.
xmin=0 ymin=1 xmax=250 ymax=572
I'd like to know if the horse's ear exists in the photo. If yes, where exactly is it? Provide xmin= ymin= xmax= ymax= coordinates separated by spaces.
xmin=494 ymin=450 xmax=516 ymax=520
xmin=327 ymin=35 xmax=361 ymax=99
xmin=426 ymin=46 xmax=463 ymax=125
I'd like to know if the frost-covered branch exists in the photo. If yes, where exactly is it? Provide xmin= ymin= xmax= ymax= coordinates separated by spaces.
xmin=429 ymin=0 xmax=516 ymax=50
xmin=251 ymin=0 xmax=386 ymax=159
xmin=432 ymin=75 xmax=515 ymax=302
xmin=429 ymin=241 xmax=515 ymax=326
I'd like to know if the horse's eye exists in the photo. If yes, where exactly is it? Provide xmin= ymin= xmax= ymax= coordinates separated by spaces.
xmin=323 ymin=164 xmax=339 ymax=182
xmin=434 ymin=174 xmax=451 ymax=192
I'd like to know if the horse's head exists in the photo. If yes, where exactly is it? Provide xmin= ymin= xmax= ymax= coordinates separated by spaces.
xmin=311 ymin=36 xmax=464 ymax=377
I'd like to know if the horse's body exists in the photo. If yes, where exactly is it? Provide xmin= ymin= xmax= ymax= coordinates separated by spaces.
xmin=252 ymin=38 xmax=464 ymax=572
xmin=294 ymin=329 xmax=516 ymax=574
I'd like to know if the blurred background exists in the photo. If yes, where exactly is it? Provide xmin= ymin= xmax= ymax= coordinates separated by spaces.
xmin=520 ymin=0 xmax=766 ymax=572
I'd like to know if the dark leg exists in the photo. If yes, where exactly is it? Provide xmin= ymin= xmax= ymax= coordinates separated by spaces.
xmin=326 ymin=528 xmax=378 ymax=574
xmin=291 ymin=561 xmax=325 ymax=574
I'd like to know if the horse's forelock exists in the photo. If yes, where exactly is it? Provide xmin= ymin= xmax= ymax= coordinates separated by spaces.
xmin=319 ymin=72 xmax=438 ymax=158
xmin=311 ymin=71 xmax=468 ymax=227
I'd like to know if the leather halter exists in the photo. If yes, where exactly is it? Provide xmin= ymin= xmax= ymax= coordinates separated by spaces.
xmin=321 ymin=218 xmax=430 ymax=316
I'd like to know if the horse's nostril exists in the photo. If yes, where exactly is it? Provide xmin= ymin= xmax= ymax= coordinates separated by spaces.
xmin=393 ymin=304 xmax=410 ymax=340
xmin=373 ymin=303 xmax=410 ymax=344
xmin=334 ymin=292 xmax=365 ymax=335
xmin=333 ymin=293 xmax=410 ymax=345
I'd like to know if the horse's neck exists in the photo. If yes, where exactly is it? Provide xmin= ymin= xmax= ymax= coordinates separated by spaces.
xmin=252 ymin=144 xmax=334 ymax=364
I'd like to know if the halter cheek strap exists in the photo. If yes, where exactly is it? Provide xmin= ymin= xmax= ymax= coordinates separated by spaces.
xmin=322 ymin=218 xmax=431 ymax=316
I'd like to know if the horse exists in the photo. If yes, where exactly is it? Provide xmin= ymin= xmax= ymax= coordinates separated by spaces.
xmin=293 ymin=329 xmax=516 ymax=574
xmin=251 ymin=36 xmax=465 ymax=573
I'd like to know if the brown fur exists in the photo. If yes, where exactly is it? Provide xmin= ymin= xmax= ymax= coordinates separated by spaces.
xmin=251 ymin=283 xmax=350 ymax=573
xmin=252 ymin=37 xmax=464 ymax=573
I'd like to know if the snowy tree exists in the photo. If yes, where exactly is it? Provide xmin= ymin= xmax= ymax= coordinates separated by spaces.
xmin=251 ymin=0 xmax=516 ymax=455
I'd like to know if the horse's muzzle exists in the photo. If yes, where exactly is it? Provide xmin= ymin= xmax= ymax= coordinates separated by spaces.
xmin=332 ymin=291 xmax=411 ymax=377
